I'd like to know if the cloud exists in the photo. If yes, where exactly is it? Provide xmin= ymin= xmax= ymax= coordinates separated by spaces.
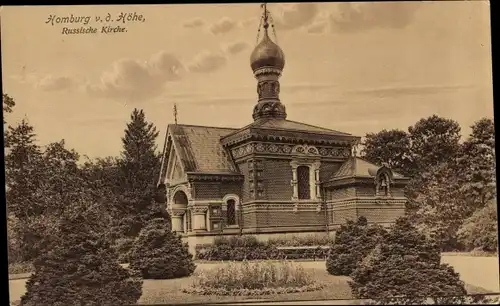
xmin=306 ymin=21 xmax=328 ymax=34
xmin=223 ymin=41 xmax=250 ymax=55
xmin=345 ymin=84 xmax=473 ymax=98
xmin=273 ymin=3 xmax=319 ymax=31
xmin=183 ymin=18 xmax=204 ymax=28
xmin=86 ymin=51 xmax=184 ymax=101
xmin=187 ymin=50 xmax=227 ymax=73
xmin=239 ymin=17 xmax=259 ymax=28
xmin=36 ymin=75 xmax=74 ymax=91
xmin=330 ymin=2 xmax=422 ymax=33
xmin=209 ymin=17 xmax=237 ymax=35
xmin=10 ymin=73 xmax=74 ymax=92
xmin=285 ymin=83 xmax=337 ymax=94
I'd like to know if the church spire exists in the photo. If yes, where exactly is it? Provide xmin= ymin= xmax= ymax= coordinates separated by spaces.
xmin=249 ymin=3 xmax=287 ymax=121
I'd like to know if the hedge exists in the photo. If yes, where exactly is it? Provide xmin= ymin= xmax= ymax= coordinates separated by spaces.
xmin=195 ymin=243 xmax=330 ymax=261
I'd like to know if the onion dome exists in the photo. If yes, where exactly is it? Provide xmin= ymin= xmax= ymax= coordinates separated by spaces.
xmin=250 ymin=12 xmax=285 ymax=72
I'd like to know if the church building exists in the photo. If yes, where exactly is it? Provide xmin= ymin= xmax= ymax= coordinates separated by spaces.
xmin=157 ymin=5 xmax=409 ymax=252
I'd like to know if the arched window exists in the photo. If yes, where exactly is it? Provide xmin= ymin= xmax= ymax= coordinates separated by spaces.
xmin=226 ymin=199 xmax=236 ymax=226
xmin=297 ymin=165 xmax=311 ymax=200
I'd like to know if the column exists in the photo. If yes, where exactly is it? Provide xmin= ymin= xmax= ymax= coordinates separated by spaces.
xmin=309 ymin=166 xmax=316 ymax=199
xmin=192 ymin=206 xmax=208 ymax=231
xmin=290 ymin=161 xmax=299 ymax=200
xmin=313 ymin=161 xmax=321 ymax=200
xmin=169 ymin=209 xmax=185 ymax=232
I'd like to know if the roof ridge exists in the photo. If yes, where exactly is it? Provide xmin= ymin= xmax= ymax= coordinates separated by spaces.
xmin=167 ymin=123 xmax=239 ymax=130
xmin=284 ymin=119 xmax=352 ymax=136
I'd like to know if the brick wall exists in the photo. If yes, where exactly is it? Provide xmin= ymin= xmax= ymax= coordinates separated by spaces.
xmin=253 ymin=210 xmax=326 ymax=228
xmin=357 ymin=205 xmax=405 ymax=223
xmin=332 ymin=207 xmax=357 ymax=224
xmin=238 ymin=161 xmax=251 ymax=202
xmin=329 ymin=187 xmax=356 ymax=200
xmin=390 ymin=187 xmax=405 ymax=197
xmin=262 ymin=159 xmax=293 ymax=201
xmin=193 ymin=181 xmax=242 ymax=200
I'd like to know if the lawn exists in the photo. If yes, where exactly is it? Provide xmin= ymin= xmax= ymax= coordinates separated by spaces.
xmin=9 ymin=261 xmax=493 ymax=305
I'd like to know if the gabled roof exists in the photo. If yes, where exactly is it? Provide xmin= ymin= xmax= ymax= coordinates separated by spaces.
xmin=166 ymin=124 xmax=239 ymax=174
xmin=330 ymin=157 xmax=406 ymax=181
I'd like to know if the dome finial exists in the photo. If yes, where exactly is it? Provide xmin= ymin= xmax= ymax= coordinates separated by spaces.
xmin=261 ymin=3 xmax=269 ymax=30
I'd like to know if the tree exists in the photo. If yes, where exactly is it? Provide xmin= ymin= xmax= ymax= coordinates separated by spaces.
xmin=349 ymin=217 xmax=467 ymax=305
xmin=120 ymin=108 xmax=161 ymax=197
xmin=39 ymin=140 xmax=85 ymax=214
xmin=111 ymin=109 xmax=163 ymax=243
xmin=458 ymin=199 xmax=498 ymax=252
xmin=361 ymin=129 xmax=414 ymax=176
xmin=3 ymin=93 xmax=16 ymax=124
xmin=20 ymin=199 xmax=143 ymax=306
xmin=4 ymin=119 xmax=45 ymax=219
xmin=406 ymin=162 xmax=470 ymax=250
xmin=408 ymin=115 xmax=461 ymax=175
xmin=128 ymin=218 xmax=196 ymax=279
xmin=326 ymin=216 xmax=386 ymax=276
xmin=457 ymin=118 xmax=496 ymax=209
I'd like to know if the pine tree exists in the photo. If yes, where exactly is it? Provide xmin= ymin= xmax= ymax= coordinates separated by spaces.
xmin=108 ymin=109 xmax=164 ymax=260
xmin=117 ymin=108 xmax=161 ymax=216
xmin=129 ymin=218 xmax=196 ymax=279
xmin=120 ymin=108 xmax=160 ymax=197
xmin=4 ymin=119 xmax=45 ymax=219
xmin=3 ymin=93 xmax=16 ymax=125
xmin=20 ymin=199 xmax=143 ymax=306
xmin=349 ymin=217 xmax=467 ymax=305
xmin=326 ymin=216 xmax=386 ymax=276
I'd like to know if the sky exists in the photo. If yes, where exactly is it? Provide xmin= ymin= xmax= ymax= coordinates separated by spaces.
xmin=1 ymin=1 xmax=494 ymax=158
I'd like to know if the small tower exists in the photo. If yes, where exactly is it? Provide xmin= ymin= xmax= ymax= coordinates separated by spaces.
xmin=249 ymin=3 xmax=287 ymax=121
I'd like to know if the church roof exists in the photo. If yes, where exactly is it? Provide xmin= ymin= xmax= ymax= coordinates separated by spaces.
xmin=168 ymin=124 xmax=238 ymax=174
xmin=222 ymin=118 xmax=353 ymax=141
xmin=330 ymin=157 xmax=406 ymax=180
xmin=252 ymin=118 xmax=352 ymax=136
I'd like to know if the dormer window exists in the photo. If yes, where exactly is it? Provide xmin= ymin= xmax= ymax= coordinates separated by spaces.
xmin=379 ymin=174 xmax=389 ymax=196
xmin=376 ymin=171 xmax=392 ymax=197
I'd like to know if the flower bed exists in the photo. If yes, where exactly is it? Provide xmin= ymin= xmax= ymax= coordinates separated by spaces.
xmin=182 ymin=260 xmax=324 ymax=296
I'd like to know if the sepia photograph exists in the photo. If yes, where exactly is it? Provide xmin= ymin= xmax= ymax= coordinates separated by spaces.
xmin=2 ymin=1 xmax=498 ymax=305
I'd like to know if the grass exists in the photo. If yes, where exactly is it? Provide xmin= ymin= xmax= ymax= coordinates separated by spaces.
xmin=9 ymin=261 xmax=494 ymax=305
xmin=138 ymin=262 xmax=351 ymax=304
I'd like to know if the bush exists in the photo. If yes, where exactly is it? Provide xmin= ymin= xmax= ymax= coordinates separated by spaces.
xmin=326 ymin=216 xmax=386 ymax=276
xmin=267 ymin=234 xmax=335 ymax=247
xmin=183 ymin=260 xmax=323 ymax=296
xmin=129 ymin=218 xmax=196 ymax=279
xmin=213 ymin=235 xmax=265 ymax=247
xmin=196 ymin=235 xmax=332 ymax=261
xmin=9 ymin=262 xmax=33 ymax=275
xmin=458 ymin=199 xmax=498 ymax=252
xmin=113 ymin=237 xmax=135 ymax=264
xmin=196 ymin=244 xmax=285 ymax=261
xmin=349 ymin=217 xmax=467 ymax=305
xmin=20 ymin=205 xmax=143 ymax=306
